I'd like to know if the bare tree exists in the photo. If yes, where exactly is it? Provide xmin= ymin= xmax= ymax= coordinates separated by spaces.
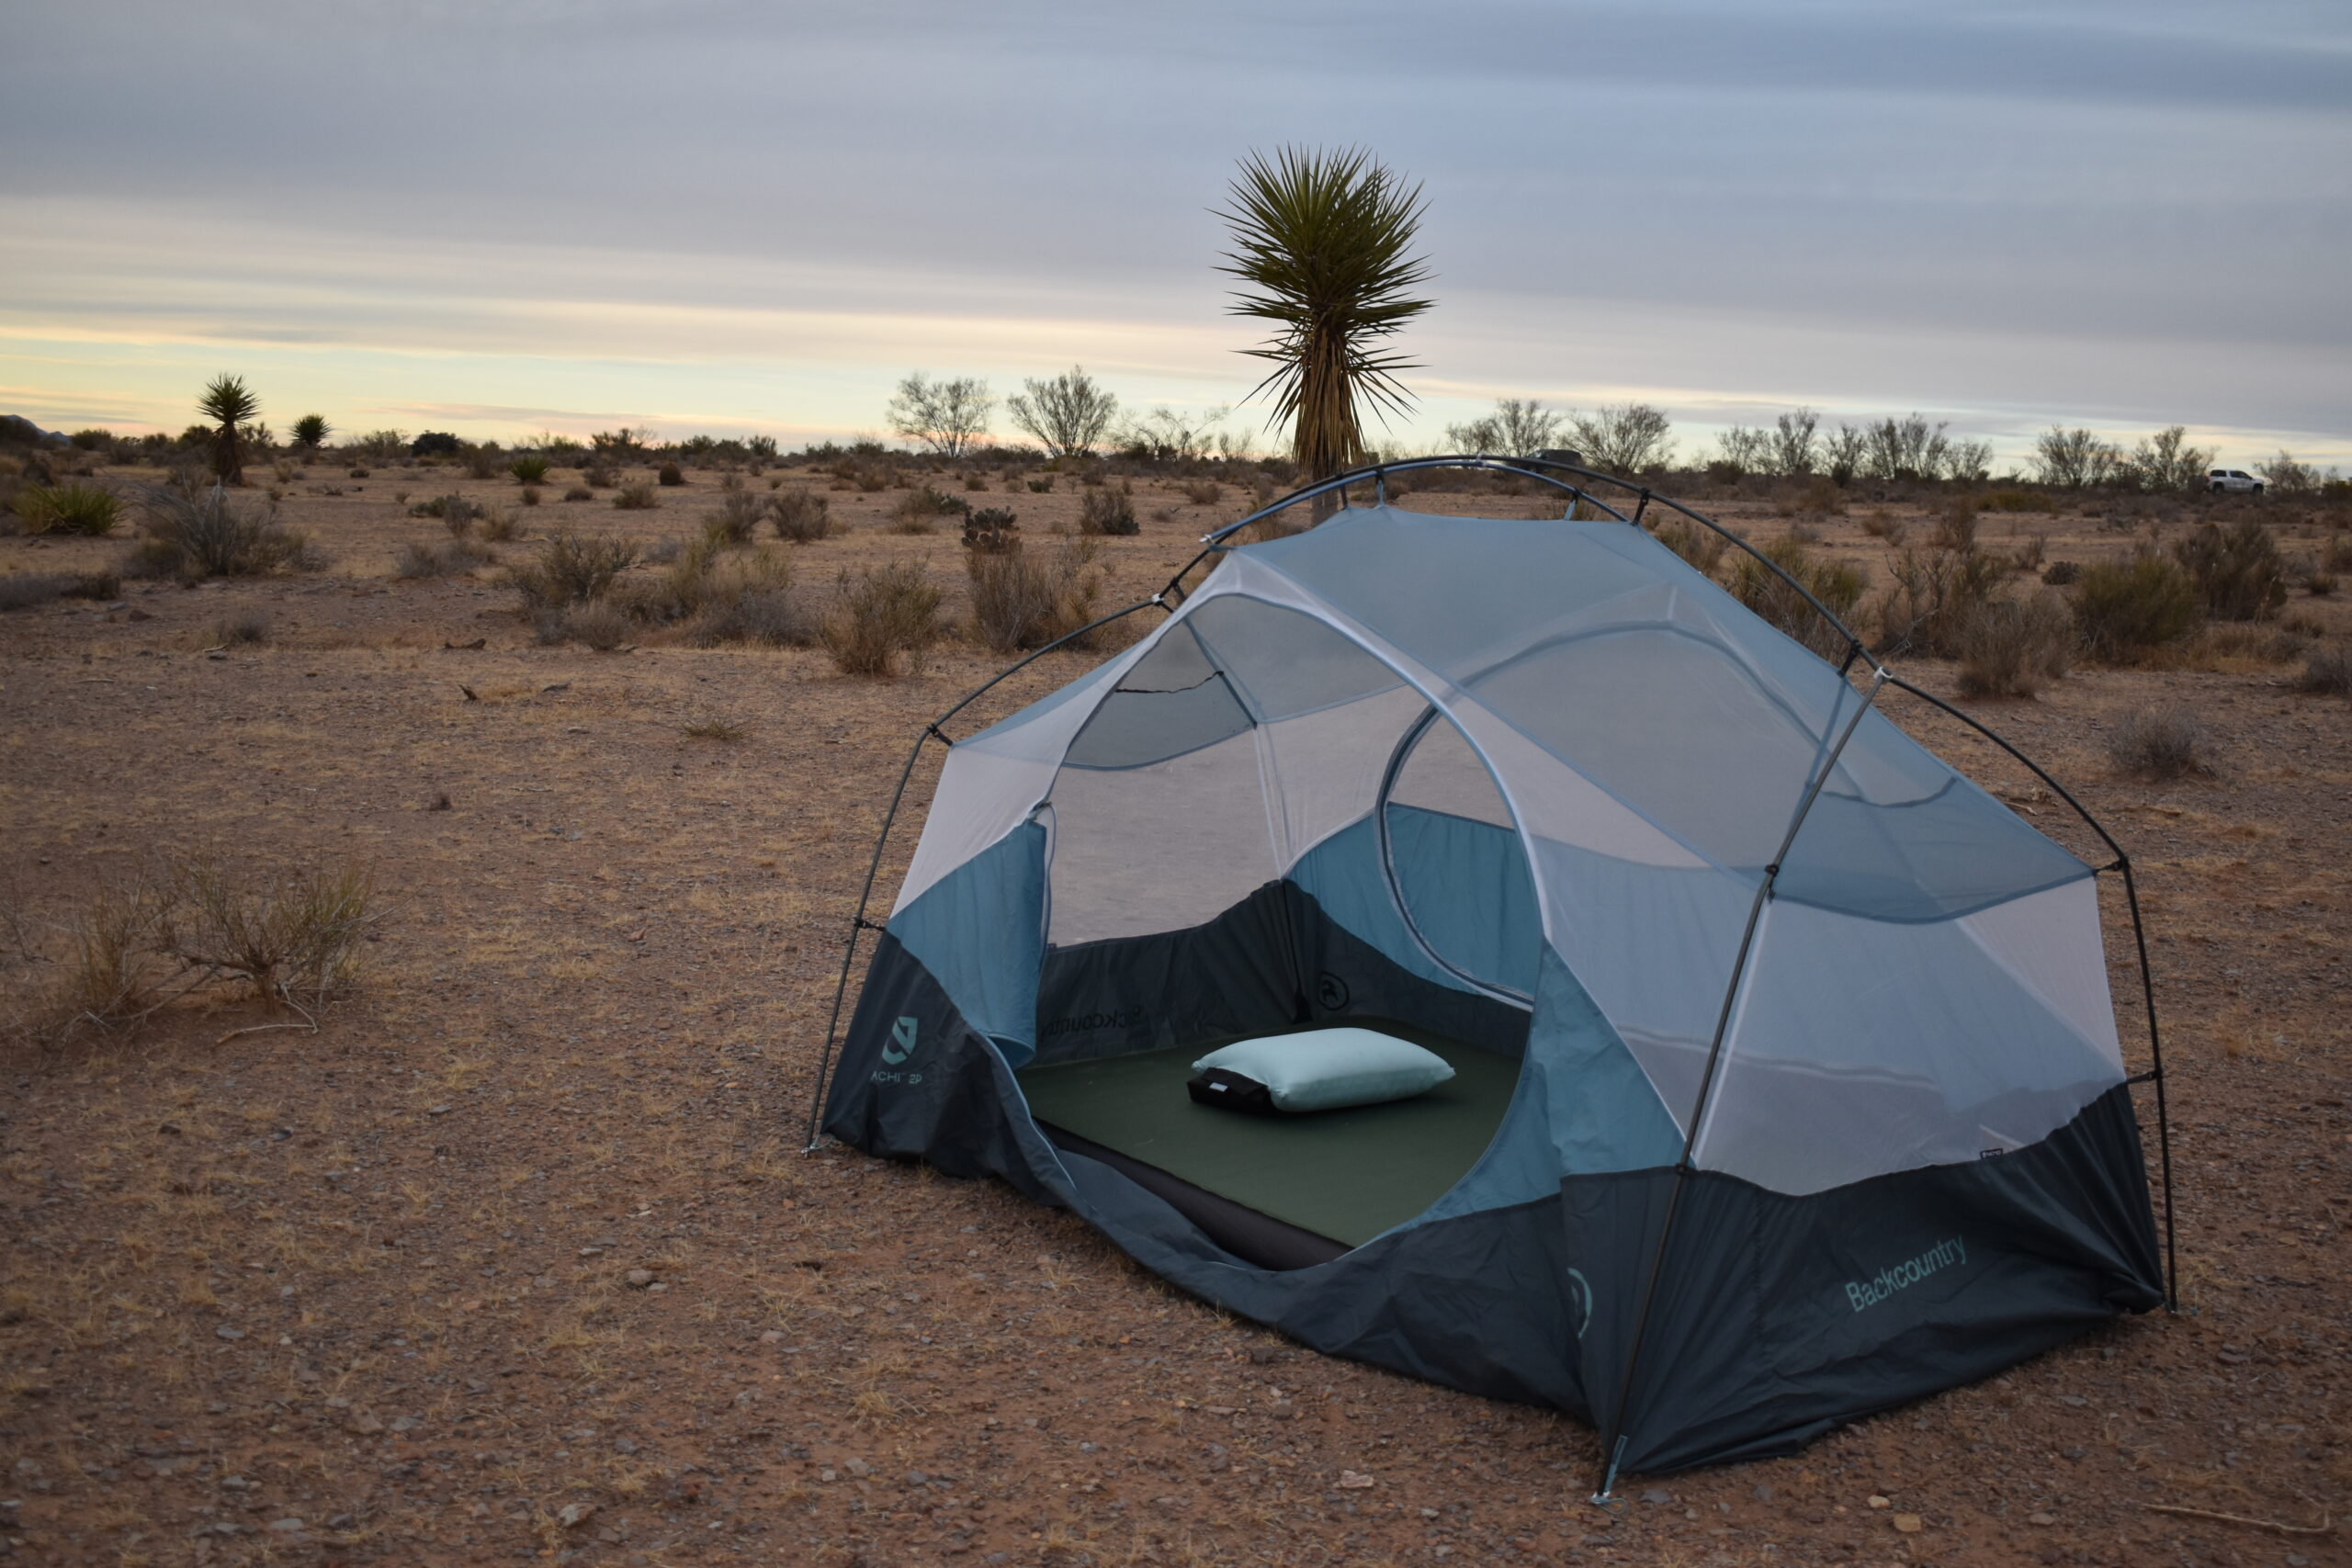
xmin=1770 ymin=408 xmax=1821 ymax=477
xmin=1118 ymin=406 xmax=1232 ymax=462
xmin=1823 ymin=423 xmax=1868 ymax=484
xmin=888 ymin=373 xmax=994 ymax=458
xmin=1713 ymin=425 xmax=1771 ymax=475
xmin=1861 ymin=414 xmax=1953 ymax=481
xmin=2257 ymin=450 xmax=2320 ymax=493
xmin=1569 ymin=402 xmax=1674 ymax=474
xmin=1006 ymin=367 xmax=1118 ymax=458
xmin=1445 ymin=397 xmax=1562 ymax=456
xmin=2033 ymin=427 xmax=2125 ymax=488
xmin=1944 ymin=438 xmax=1995 ymax=481
xmin=2130 ymin=425 xmax=2212 ymax=491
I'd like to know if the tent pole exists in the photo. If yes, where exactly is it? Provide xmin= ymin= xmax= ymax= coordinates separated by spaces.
xmin=803 ymin=596 xmax=1176 ymax=1154
xmin=1594 ymin=669 xmax=1889 ymax=1505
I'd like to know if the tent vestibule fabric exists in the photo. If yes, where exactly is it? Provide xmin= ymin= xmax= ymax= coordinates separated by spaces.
xmin=820 ymin=502 xmax=2163 ymax=1477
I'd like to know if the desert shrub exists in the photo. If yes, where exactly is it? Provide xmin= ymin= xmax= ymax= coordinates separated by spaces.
xmin=2011 ymin=533 xmax=2048 ymax=573
xmin=132 ymin=488 xmax=313 ymax=580
xmin=2072 ymin=552 xmax=2203 ymax=662
xmin=1955 ymin=595 xmax=2072 ymax=698
xmin=395 ymin=538 xmax=492 ymax=579
xmin=2198 ymin=623 xmax=2307 ymax=665
xmin=2107 ymin=706 xmax=2207 ymax=780
xmin=820 ymin=562 xmax=942 ymax=676
xmin=1978 ymin=488 xmax=2049 ymax=513
xmin=582 ymin=466 xmax=616 ymax=489
xmin=477 ymin=506 xmax=518 ymax=541
xmin=16 ymin=481 xmax=121 ymax=536
xmin=707 ymin=487 xmax=765 ymax=546
xmin=1874 ymin=540 xmax=2003 ymax=658
xmin=565 ymin=600 xmax=633 ymax=650
xmin=510 ymin=454 xmax=551 ymax=484
xmin=1858 ymin=508 xmax=1906 ymax=546
xmin=412 ymin=432 xmax=460 ymax=457
xmin=967 ymin=538 xmax=1099 ymax=653
xmin=770 ymin=487 xmax=831 ymax=543
xmin=562 ymin=484 xmax=594 ymax=502
xmin=961 ymin=507 xmax=1021 ymax=554
xmin=1653 ymin=516 xmax=1729 ymax=575
xmin=657 ymin=462 xmax=686 ymax=486
xmin=210 ymin=613 xmax=268 ymax=647
xmin=1027 ymin=476 xmax=1055 ymax=493
xmin=464 ymin=447 xmax=501 ymax=480
xmin=2295 ymin=645 xmax=2352 ymax=696
xmin=892 ymin=486 xmax=970 ymax=534
xmin=614 ymin=484 xmax=658 ymax=511
xmin=2305 ymin=570 xmax=2338 ymax=597
xmin=682 ymin=714 xmax=747 ymax=740
xmin=2042 ymin=560 xmax=2082 ymax=586
xmin=510 ymin=530 xmax=636 ymax=612
xmin=1182 ymin=479 xmax=1223 ymax=506
xmin=5 ymin=855 xmax=378 ymax=1048
xmin=2173 ymin=517 xmax=2287 ymax=621
xmin=0 ymin=571 xmax=116 ymax=611
xmin=1080 ymin=482 xmax=1138 ymax=536
xmin=964 ymin=472 xmax=989 ymax=492
xmin=1785 ymin=522 xmax=1823 ymax=545
xmin=1771 ymin=476 xmax=1843 ymax=518
xmin=1729 ymin=537 xmax=1866 ymax=660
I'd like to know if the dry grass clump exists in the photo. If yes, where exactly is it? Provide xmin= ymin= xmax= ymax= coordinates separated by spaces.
xmin=676 ymin=547 xmax=812 ymax=648
xmin=0 ymin=570 xmax=118 ymax=612
xmin=770 ymin=487 xmax=832 ymax=543
xmin=681 ymin=714 xmax=747 ymax=741
xmin=1728 ymin=537 xmax=1865 ymax=661
xmin=2174 ymin=517 xmax=2287 ymax=621
xmin=614 ymin=484 xmax=659 ymax=511
xmin=412 ymin=491 xmax=477 ymax=530
xmin=2197 ymin=622 xmax=2308 ymax=666
xmin=2295 ymin=645 xmax=2352 ymax=696
xmin=477 ymin=505 xmax=519 ymax=541
xmin=1653 ymin=516 xmax=1729 ymax=574
xmin=706 ymin=487 xmax=765 ymax=547
xmin=891 ymin=486 xmax=968 ymax=535
xmin=510 ymin=531 xmax=638 ymax=615
xmin=2071 ymin=552 xmax=2203 ymax=663
xmin=2106 ymin=706 xmax=2209 ymax=781
xmin=1181 ymin=479 xmax=1223 ymax=506
xmin=1977 ymin=487 xmax=2050 ymax=513
xmin=564 ymin=599 xmax=633 ymax=651
xmin=209 ymin=613 xmax=268 ymax=648
xmin=1859 ymin=508 xmax=1907 ymax=546
xmin=820 ymin=562 xmax=942 ymax=676
xmin=3 ymin=855 xmax=379 ymax=1049
xmin=562 ymin=484 xmax=594 ymax=502
xmin=967 ymin=538 xmax=1100 ymax=653
xmin=1955 ymin=594 xmax=2072 ymax=698
xmin=396 ymin=538 xmax=493 ymax=579
xmin=1026 ymin=475 xmax=1055 ymax=493
xmin=130 ymin=486 xmax=314 ymax=580
xmin=1080 ymin=483 xmax=1138 ymax=536
xmin=15 ymin=481 xmax=122 ymax=536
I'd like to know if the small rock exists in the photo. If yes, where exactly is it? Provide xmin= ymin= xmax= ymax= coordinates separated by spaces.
xmin=557 ymin=1502 xmax=596 ymax=1528
xmin=388 ymin=1416 xmax=420 ymax=1433
xmin=215 ymin=1325 xmax=245 ymax=1341
xmin=347 ymin=1414 xmax=384 ymax=1436
xmin=1751 ymin=1483 xmax=1774 ymax=1502
xmin=906 ymin=1470 xmax=929 ymax=1486
xmin=2029 ymin=1511 xmax=2057 ymax=1526
xmin=1894 ymin=1513 xmax=1924 ymax=1533
xmin=578 ymin=1247 xmax=604 ymax=1258
xmin=819 ymin=1469 xmax=837 ymax=1483
xmin=646 ymin=1280 xmax=668 ymax=1293
xmin=759 ymin=1329 xmax=788 ymax=1344
xmin=426 ymin=1104 xmax=452 ymax=1117
xmin=1337 ymin=1470 xmax=1375 ymax=1490
xmin=158 ymin=1122 xmax=182 ymax=1135
xmin=1867 ymin=1495 xmax=1891 ymax=1509
xmin=269 ymin=1517 xmax=305 ymax=1533
xmin=326 ymin=1513 xmax=355 ymax=1529
xmin=613 ymin=1438 xmax=638 ymax=1455
xmin=842 ymin=1457 xmax=870 ymax=1478
xmin=625 ymin=1269 xmax=656 ymax=1289
xmin=1640 ymin=1488 xmax=1672 ymax=1505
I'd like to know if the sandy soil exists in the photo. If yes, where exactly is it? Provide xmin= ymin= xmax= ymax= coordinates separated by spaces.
xmin=2 ymin=457 xmax=2347 ymax=1568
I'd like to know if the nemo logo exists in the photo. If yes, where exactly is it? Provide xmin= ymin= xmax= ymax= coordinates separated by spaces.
xmin=882 ymin=1016 xmax=918 ymax=1066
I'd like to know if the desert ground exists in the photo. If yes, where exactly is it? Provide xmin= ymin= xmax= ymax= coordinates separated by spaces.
xmin=2 ymin=450 xmax=2347 ymax=1568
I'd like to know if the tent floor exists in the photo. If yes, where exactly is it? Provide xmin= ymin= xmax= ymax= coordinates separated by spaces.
xmin=1018 ymin=1028 xmax=1521 ymax=1255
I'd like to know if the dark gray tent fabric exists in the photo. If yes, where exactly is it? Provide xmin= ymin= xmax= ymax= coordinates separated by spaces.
xmin=824 ymin=502 xmax=2165 ymax=1477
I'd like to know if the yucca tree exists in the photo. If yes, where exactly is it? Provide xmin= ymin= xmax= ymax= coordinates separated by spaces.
xmin=1217 ymin=147 xmax=1432 ymax=505
xmin=198 ymin=374 xmax=260 ymax=484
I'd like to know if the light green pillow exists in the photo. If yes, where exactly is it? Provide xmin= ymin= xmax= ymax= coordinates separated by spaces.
xmin=1192 ymin=1027 xmax=1454 ymax=1112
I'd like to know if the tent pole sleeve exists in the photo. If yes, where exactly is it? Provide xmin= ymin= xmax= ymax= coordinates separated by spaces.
xmin=1595 ymin=669 xmax=1888 ymax=1501
xmin=804 ymin=727 xmax=936 ymax=1155
xmin=2117 ymin=858 xmax=2179 ymax=1310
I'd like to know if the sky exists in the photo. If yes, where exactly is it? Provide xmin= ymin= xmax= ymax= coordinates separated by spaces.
xmin=3 ymin=0 xmax=2347 ymax=471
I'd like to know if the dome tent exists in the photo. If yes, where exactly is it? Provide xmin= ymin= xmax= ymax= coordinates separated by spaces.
xmin=809 ymin=457 xmax=2173 ymax=1490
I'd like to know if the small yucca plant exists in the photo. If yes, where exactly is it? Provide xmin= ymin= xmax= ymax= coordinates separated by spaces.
xmin=198 ymin=374 xmax=260 ymax=483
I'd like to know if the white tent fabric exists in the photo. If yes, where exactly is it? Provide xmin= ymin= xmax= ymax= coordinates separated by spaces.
xmin=888 ymin=506 xmax=2124 ymax=1196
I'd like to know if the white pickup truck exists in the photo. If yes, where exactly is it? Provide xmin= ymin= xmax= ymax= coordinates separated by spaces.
xmin=2207 ymin=468 xmax=2265 ymax=495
